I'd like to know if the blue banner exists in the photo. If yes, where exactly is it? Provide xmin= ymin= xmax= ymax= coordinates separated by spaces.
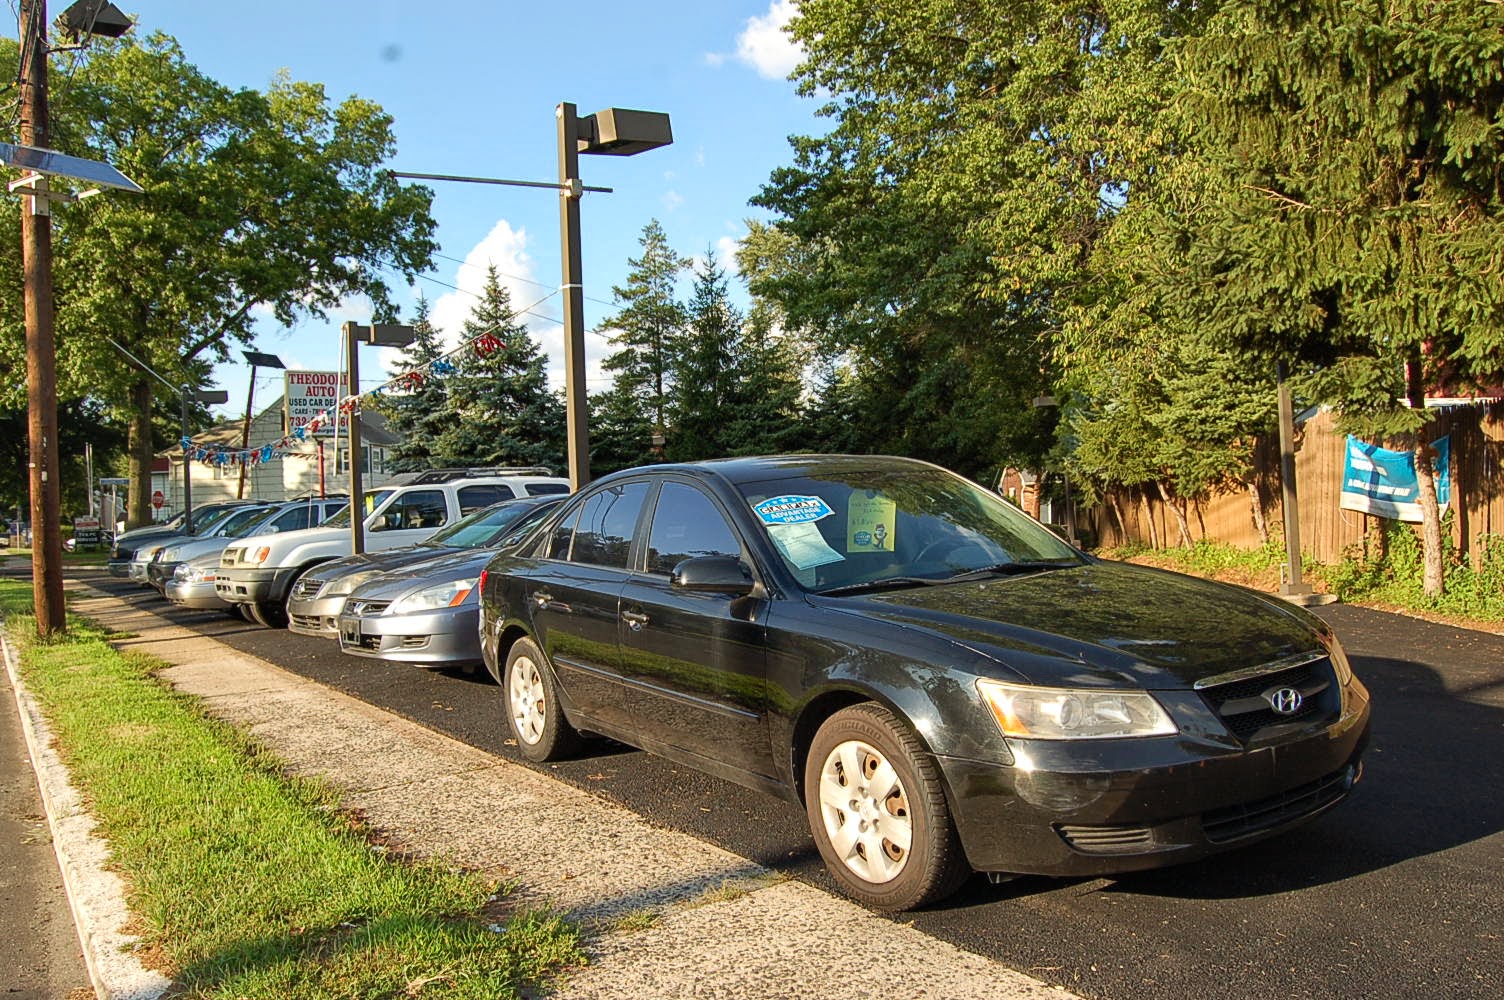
xmin=1340 ymin=435 xmax=1451 ymax=522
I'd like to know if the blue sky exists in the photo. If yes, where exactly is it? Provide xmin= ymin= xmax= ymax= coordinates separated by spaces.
xmin=26 ymin=1 xmax=822 ymax=422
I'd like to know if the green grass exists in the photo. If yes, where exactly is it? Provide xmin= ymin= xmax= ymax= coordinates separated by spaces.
xmin=0 ymin=579 xmax=583 ymax=998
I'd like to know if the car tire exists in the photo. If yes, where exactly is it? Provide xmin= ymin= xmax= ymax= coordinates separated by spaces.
xmin=804 ymin=703 xmax=969 ymax=912
xmin=503 ymin=637 xmax=579 ymax=762
xmin=235 ymin=602 xmax=256 ymax=623
xmin=248 ymin=600 xmax=288 ymax=628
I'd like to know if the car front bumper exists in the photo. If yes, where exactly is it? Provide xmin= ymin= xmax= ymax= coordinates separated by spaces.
xmin=215 ymin=566 xmax=296 ymax=605
xmin=165 ymin=577 xmax=229 ymax=610
xmin=288 ymin=594 xmax=347 ymax=638
xmin=146 ymin=560 xmax=179 ymax=591
xmin=107 ymin=558 xmax=133 ymax=577
xmin=937 ymin=680 xmax=1372 ymax=877
xmin=337 ymin=605 xmax=481 ymax=667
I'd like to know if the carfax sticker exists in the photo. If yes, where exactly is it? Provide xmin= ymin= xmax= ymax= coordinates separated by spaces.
xmin=754 ymin=495 xmax=835 ymax=525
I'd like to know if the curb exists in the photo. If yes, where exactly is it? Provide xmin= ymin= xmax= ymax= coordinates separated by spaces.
xmin=2 ymin=632 xmax=172 ymax=1000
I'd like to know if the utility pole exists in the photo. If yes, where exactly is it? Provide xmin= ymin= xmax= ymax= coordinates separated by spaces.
xmin=20 ymin=0 xmax=65 ymax=636
xmin=343 ymin=322 xmax=367 ymax=554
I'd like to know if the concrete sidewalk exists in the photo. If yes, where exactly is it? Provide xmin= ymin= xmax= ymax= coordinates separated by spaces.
xmin=22 ymin=579 xmax=1080 ymax=1000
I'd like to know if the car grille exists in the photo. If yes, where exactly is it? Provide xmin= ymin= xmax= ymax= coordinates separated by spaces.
xmin=221 ymin=548 xmax=242 ymax=567
xmin=292 ymin=576 xmax=324 ymax=600
xmin=1202 ymin=766 xmax=1358 ymax=843
xmin=1197 ymin=656 xmax=1339 ymax=743
xmin=348 ymin=600 xmax=391 ymax=617
xmin=290 ymin=614 xmax=330 ymax=631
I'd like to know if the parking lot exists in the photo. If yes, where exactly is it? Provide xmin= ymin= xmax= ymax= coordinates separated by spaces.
xmin=68 ymin=568 xmax=1504 ymax=999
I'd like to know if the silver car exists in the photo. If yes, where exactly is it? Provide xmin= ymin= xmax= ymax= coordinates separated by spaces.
xmin=289 ymin=496 xmax=563 ymax=639
xmin=164 ymin=550 xmax=234 ymax=612
xmin=333 ymin=498 xmax=564 ymax=669
xmin=149 ymin=498 xmax=346 ymax=593
xmin=127 ymin=504 xmax=252 ymax=585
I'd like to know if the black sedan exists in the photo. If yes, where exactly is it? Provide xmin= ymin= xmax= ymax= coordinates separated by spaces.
xmin=477 ymin=455 xmax=1371 ymax=911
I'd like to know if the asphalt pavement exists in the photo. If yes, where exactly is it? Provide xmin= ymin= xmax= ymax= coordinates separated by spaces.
xmin=7 ymin=562 xmax=1504 ymax=999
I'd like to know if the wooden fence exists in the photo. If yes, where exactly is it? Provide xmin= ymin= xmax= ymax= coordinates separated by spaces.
xmin=1084 ymin=403 xmax=1504 ymax=564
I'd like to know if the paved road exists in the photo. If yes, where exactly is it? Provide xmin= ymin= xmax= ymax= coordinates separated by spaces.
xmin=77 ymin=571 xmax=1504 ymax=1000
xmin=1 ymin=643 xmax=91 ymax=999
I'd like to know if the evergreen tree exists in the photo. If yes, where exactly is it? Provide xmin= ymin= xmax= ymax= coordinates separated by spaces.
xmin=722 ymin=311 xmax=807 ymax=457
xmin=434 ymin=267 xmax=565 ymax=471
xmin=599 ymin=221 xmax=689 ymax=439
xmin=379 ymin=297 xmax=449 ymax=473
xmin=668 ymin=253 xmax=744 ymax=461
xmin=1128 ymin=0 xmax=1504 ymax=592
xmin=588 ymin=384 xmax=657 ymax=475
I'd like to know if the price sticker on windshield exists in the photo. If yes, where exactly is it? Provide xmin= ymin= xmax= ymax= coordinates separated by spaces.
xmin=754 ymin=495 xmax=834 ymax=525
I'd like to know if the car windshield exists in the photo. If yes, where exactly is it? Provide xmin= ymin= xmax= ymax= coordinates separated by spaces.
xmin=323 ymin=489 xmax=393 ymax=529
xmin=187 ymin=506 xmax=244 ymax=536
xmin=736 ymin=465 xmax=1083 ymax=594
xmin=422 ymin=499 xmax=549 ymax=549
xmin=213 ymin=506 xmax=278 ymax=537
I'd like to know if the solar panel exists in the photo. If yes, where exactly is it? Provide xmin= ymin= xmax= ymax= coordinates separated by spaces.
xmin=0 ymin=141 xmax=143 ymax=193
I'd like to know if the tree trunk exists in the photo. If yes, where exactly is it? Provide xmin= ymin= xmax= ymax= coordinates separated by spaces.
xmin=126 ymin=378 xmax=154 ymax=529
xmin=1412 ymin=433 xmax=1445 ymax=598
xmin=1247 ymin=479 xmax=1270 ymax=545
xmin=1107 ymin=492 xmax=1128 ymax=546
xmin=1139 ymin=488 xmax=1160 ymax=550
xmin=1406 ymin=359 xmax=1445 ymax=598
xmin=1157 ymin=480 xmax=1194 ymax=548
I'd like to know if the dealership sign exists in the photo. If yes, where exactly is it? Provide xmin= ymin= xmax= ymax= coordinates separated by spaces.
xmin=1339 ymin=435 xmax=1451 ymax=522
xmin=285 ymin=371 xmax=348 ymax=436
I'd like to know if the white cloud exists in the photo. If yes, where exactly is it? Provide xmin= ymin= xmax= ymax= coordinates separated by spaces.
xmin=377 ymin=218 xmax=606 ymax=393
xmin=661 ymin=189 xmax=685 ymax=213
xmin=734 ymin=1 xmax=802 ymax=80
xmin=714 ymin=234 xmax=741 ymax=275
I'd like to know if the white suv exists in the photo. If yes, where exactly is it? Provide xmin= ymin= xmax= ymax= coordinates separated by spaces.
xmin=216 ymin=468 xmax=569 ymax=627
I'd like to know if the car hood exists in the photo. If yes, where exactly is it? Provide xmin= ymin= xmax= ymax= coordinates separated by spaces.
xmin=310 ymin=544 xmax=463 ymax=582
xmin=161 ymin=536 xmax=235 ymax=562
xmin=824 ymin=559 xmax=1322 ymax=690
xmin=346 ymin=550 xmax=491 ymax=600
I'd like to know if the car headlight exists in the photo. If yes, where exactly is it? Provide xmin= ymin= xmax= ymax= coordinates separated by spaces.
xmin=977 ymin=680 xmax=1178 ymax=740
xmin=388 ymin=578 xmax=477 ymax=615
xmin=245 ymin=546 xmax=273 ymax=565
xmin=173 ymin=564 xmax=215 ymax=584
xmin=325 ymin=570 xmax=382 ymax=597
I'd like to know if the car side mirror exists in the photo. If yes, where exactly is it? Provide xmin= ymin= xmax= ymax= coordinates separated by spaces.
xmin=672 ymin=556 xmax=754 ymax=595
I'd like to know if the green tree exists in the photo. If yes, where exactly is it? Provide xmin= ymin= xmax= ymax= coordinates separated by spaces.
xmin=599 ymin=220 xmax=689 ymax=438
xmin=1116 ymin=0 xmax=1504 ymax=594
xmin=0 ymin=33 xmax=436 ymax=527
xmin=379 ymin=297 xmax=449 ymax=473
xmin=433 ymin=268 xmax=565 ymax=470
xmin=588 ymin=384 xmax=656 ymax=475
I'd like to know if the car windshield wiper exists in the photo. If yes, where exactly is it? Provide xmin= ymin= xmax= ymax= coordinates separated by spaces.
xmin=815 ymin=576 xmax=949 ymax=597
xmin=940 ymin=561 xmax=1078 ymax=583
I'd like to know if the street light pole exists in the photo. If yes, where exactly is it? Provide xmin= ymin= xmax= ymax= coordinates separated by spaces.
xmin=343 ymin=322 xmax=367 ymax=555
xmin=557 ymin=103 xmax=590 ymax=491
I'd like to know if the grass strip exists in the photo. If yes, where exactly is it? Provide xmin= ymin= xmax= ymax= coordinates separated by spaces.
xmin=0 ymin=580 xmax=582 ymax=999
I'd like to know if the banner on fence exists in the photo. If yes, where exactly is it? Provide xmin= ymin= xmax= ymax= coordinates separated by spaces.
xmin=1340 ymin=435 xmax=1451 ymax=522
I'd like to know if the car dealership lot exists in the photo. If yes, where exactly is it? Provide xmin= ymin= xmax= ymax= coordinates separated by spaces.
xmin=78 ymin=568 xmax=1504 ymax=1000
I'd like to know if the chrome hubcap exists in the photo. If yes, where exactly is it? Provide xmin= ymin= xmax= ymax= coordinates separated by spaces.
xmin=508 ymin=656 xmax=546 ymax=745
xmin=817 ymin=739 xmax=912 ymax=884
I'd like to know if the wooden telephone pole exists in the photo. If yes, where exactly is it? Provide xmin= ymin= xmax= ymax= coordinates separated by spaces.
xmin=19 ymin=0 xmax=65 ymax=636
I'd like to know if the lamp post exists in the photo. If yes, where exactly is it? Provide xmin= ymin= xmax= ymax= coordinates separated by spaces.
xmin=343 ymin=322 xmax=415 ymax=554
xmin=236 ymin=350 xmax=285 ymax=499
xmin=557 ymin=103 xmax=673 ymax=489
xmin=180 ymin=386 xmax=229 ymax=534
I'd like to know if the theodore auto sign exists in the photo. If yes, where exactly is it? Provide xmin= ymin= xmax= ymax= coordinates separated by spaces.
xmin=284 ymin=371 xmax=348 ymax=436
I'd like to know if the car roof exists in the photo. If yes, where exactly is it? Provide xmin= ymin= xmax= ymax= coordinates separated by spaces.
xmin=596 ymin=454 xmax=940 ymax=488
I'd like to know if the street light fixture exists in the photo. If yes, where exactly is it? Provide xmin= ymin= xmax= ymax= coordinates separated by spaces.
xmin=236 ymin=350 xmax=285 ymax=499
xmin=557 ymin=103 xmax=672 ymax=490
xmin=343 ymin=322 xmax=415 ymax=554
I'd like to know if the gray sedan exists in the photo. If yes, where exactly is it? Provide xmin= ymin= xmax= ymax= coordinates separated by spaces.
xmin=289 ymin=495 xmax=563 ymax=639
xmin=333 ymin=498 xmax=563 ymax=669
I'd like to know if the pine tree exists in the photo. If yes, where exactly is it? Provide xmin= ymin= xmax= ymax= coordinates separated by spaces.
xmin=379 ymin=297 xmax=449 ymax=473
xmin=668 ymin=253 xmax=743 ymax=461
xmin=434 ymin=267 xmax=565 ymax=471
xmin=599 ymin=221 xmax=689 ymax=440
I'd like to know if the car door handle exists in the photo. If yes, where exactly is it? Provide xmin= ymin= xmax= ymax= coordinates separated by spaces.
xmin=621 ymin=610 xmax=649 ymax=631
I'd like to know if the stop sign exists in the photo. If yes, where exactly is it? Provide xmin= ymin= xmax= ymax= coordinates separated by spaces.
xmin=152 ymin=490 xmax=165 ymax=509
